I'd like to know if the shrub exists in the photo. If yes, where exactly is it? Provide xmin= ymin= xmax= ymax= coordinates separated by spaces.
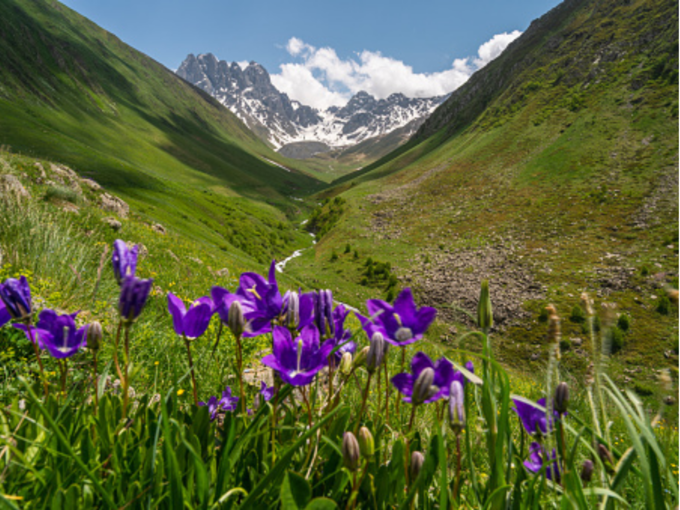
xmin=330 ymin=250 xmax=338 ymax=262
xmin=617 ymin=313 xmax=631 ymax=332
xmin=570 ymin=305 xmax=586 ymax=323
xmin=538 ymin=307 xmax=549 ymax=323
xmin=44 ymin=185 xmax=81 ymax=205
xmin=344 ymin=243 xmax=351 ymax=254
xmin=610 ymin=326 xmax=625 ymax=354
xmin=633 ymin=382 xmax=654 ymax=396
xmin=657 ymin=295 xmax=671 ymax=315
xmin=560 ymin=339 xmax=572 ymax=351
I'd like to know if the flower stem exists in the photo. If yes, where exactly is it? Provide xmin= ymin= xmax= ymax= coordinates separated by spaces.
xmin=355 ymin=372 xmax=373 ymax=433
xmin=183 ymin=336 xmax=199 ymax=406
xmin=234 ymin=333 xmax=246 ymax=415
xmin=210 ymin=322 xmax=223 ymax=359
xmin=113 ymin=320 xmax=124 ymax=382
xmin=92 ymin=351 xmax=99 ymax=412
xmin=454 ymin=434 xmax=462 ymax=501
xmin=123 ymin=325 xmax=131 ymax=416
xmin=396 ymin=348 xmax=405 ymax=419
xmin=26 ymin=322 xmax=48 ymax=397
xmin=384 ymin=361 xmax=390 ymax=427
xmin=59 ymin=359 xmax=68 ymax=396
xmin=376 ymin=368 xmax=382 ymax=424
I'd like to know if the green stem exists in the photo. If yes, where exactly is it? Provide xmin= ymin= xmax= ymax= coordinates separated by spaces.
xmin=235 ymin=333 xmax=246 ymax=415
xmin=210 ymin=322 xmax=223 ymax=359
xmin=396 ymin=347 xmax=405 ymax=419
xmin=123 ymin=325 xmax=131 ymax=416
xmin=454 ymin=434 xmax=462 ymax=501
xmin=26 ymin=322 xmax=48 ymax=397
xmin=184 ymin=336 xmax=199 ymax=406
xmin=355 ymin=372 xmax=373 ymax=433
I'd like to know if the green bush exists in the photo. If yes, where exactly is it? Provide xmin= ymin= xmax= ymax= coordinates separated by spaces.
xmin=330 ymin=250 xmax=338 ymax=262
xmin=43 ymin=185 xmax=81 ymax=205
xmin=570 ymin=305 xmax=586 ymax=323
xmin=610 ymin=326 xmax=625 ymax=354
xmin=344 ymin=243 xmax=351 ymax=254
xmin=657 ymin=295 xmax=671 ymax=315
xmin=617 ymin=313 xmax=631 ymax=332
xmin=538 ymin=307 xmax=549 ymax=323
xmin=560 ymin=339 xmax=572 ymax=351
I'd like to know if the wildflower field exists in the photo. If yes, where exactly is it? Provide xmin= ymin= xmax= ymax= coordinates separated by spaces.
xmin=0 ymin=222 xmax=677 ymax=508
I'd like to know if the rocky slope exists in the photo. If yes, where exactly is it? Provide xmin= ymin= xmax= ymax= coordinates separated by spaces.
xmin=176 ymin=53 xmax=446 ymax=151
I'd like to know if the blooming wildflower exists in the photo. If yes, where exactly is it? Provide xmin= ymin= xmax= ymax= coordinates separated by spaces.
xmin=177 ymin=389 xmax=185 ymax=396
xmin=119 ymin=276 xmax=153 ymax=323
xmin=0 ymin=301 xmax=10 ymax=328
xmin=259 ymin=381 xmax=275 ymax=402
xmin=112 ymin=240 xmax=138 ymax=285
xmin=261 ymin=324 xmax=334 ymax=386
xmin=212 ymin=260 xmax=282 ymax=337
xmin=392 ymin=352 xmax=472 ymax=404
xmin=524 ymin=442 xmax=560 ymax=482
xmin=330 ymin=304 xmax=355 ymax=363
xmin=167 ymin=292 xmax=214 ymax=340
xmin=512 ymin=397 xmax=561 ymax=436
xmin=199 ymin=385 xmax=239 ymax=420
xmin=362 ymin=288 xmax=436 ymax=347
xmin=15 ymin=309 xmax=87 ymax=359
xmin=198 ymin=395 xmax=220 ymax=420
xmin=0 ymin=276 xmax=32 ymax=321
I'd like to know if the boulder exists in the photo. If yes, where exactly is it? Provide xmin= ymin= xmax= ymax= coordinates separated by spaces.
xmin=81 ymin=178 xmax=102 ymax=191
xmin=151 ymin=223 xmax=167 ymax=235
xmin=0 ymin=174 xmax=30 ymax=200
xmin=102 ymin=217 xmax=122 ymax=231
xmin=100 ymin=193 xmax=129 ymax=218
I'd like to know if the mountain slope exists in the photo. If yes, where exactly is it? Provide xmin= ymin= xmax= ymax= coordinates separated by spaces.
xmin=287 ymin=0 xmax=678 ymax=393
xmin=0 ymin=0 xmax=323 ymax=264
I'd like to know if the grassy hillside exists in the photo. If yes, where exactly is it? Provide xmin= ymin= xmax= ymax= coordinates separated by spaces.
xmin=285 ymin=0 xmax=679 ymax=403
xmin=0 ymin=0 xmax=326 ymax=265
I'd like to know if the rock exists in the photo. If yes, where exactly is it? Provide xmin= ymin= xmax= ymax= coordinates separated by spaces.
xmin=167 ymin=250 xmax=179 ymax=262
xmin=34 ymin=162 xmax=46 ymax=178
xmin=102 ymin=217 xmax=122 ymax=231
xmin=138 ymin=244 xmax=149 ymax=259
xmin=216 ymin=268 xmax=230 ymax=278
xmin=152 ymin=223 xmax=167 ymax=235
xmin=571 ymin=337 xmax=583 ymax=347
xmin=81 ymin=178 xmax=102 ymax=191
xmin=100 ymin=193 xmax=129 ymax=218
xmin=0 ymin=174 xmax=30 ymax=200
xmin=189 ymin=256 xmax=203 ymax=265
xmin=60 ymin=202 xmax=79 ymax=214
xmin=530 ymin=353 xmax=540 ymax=361
xmin=49 ymin=163 xmax=78 ymax=182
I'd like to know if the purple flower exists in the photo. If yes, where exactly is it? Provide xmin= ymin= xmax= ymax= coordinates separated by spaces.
xmin=260 ymin=381 xmax=275 ymax=402
xmin=392 ymin=352 xmax=471 ymax=403
xmin=112 ymin=240 xmax=138 ymax=285
xmin=119 ymin=276 xmax=153 ymax=323
xmin=314 ymin=290 xmax=334 ymax=338
xmin=0 ymin=276 xmax=32 ymax=321
xmin=331 ymin=304 xmax=355 ymax=363
xmin=524 ymin=442 xmax=560 ymax=482
xmin=261 ymin=325 xmax=334 ymax=386
xmin=198 ymin=395 xmax=221 ymax=421
xmin=15 ymin=309 xmax=87 ymax=359
xmin=212 ymin=261 xmax=282 ymax=337
xmin=363 ymin=288 xmax=437 ymax=346
xmin=199 ymin=385 xmax=239 ymax=420
xmin=512 ymin=397 xmax=560 ymax=436
xmin=167 ymin=293 xmax=214 ymax=340
xmin=0 ymin=301 xmax=10 ymax=328
xmin=218 ymin=386 xmax=239 ymax=411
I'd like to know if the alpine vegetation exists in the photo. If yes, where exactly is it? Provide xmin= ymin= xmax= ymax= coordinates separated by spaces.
xmin=0 ymin=239 xmax=677 ymax=508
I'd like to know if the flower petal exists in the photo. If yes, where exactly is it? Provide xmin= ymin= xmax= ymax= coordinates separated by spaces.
xmin=183 ymin=303 xmax=213 ymax=339
xmin=411 ymin=351 xmax=435 ymax=378
xmin=167 ymin=292 xmax=186 ymax=335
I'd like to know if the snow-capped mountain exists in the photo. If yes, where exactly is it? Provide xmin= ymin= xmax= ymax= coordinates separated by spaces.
xmin=176 ymin=53 xmax=446 ymax=151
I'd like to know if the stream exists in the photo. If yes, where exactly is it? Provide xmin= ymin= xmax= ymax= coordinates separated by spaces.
xmin=275 ymin=231 xmax=316 ymax=273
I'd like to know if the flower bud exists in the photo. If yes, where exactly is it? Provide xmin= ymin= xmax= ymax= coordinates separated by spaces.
xmin=86 ymin=321 xmax=103 ymax=351
xmin=597 ymin=444 xmax=615 ymax=474
xmin=580 ymin=459 xmax=594 ymax=483
xmin=342 ymin=431 xmax=361 ymax=471
xmin=409 ymin=451 xmax=424 ymax=481
xmin=227 ymin=300 xmax=245 ymax=338
xmin=0 ymin=276 xmax=32 ymax=321
xmin=448 ymin=380 xmax=465 ymax=435
xmin=339 ymin=351 xmax=353 ymax=375
xmin=118 ymin=276 xmax=153 ymax=323
xmin=477 ymin=279 xmax=493 ymax=331
xmin=412 ymin=367 xmax=435 ymax=406
xmin=554 ymin=382 xmax=569 ymax=415
xmin=366 ymin=332 xmax=385 ymax=374
xmin=286 ymin=291 xmax=299 ymax=329
xmin=354 ymin=346 xmax=369 ymax=369
xmin=358 ymin=426 xmax=374 ymax=459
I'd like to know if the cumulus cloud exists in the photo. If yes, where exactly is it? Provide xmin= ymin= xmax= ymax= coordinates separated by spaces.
xmin=270 ymin=30 xmax=522 ymax=110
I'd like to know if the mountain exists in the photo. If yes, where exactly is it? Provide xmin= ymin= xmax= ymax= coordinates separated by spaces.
xmin=0 ymin=0 xmax=323 ymax=266
xmin=176 ymin=53 xmax=446 ymax=152
xmin=288 ymin=0 xmax=678 ymax=391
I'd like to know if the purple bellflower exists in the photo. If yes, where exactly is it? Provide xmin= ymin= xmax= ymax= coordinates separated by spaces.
xmin=15 ymin=309 xmax=87 ymax=359
xmin=260 ymin=381 xmax=276 ymax=402
xmin=524 ymin=442 xmax=561 ymax=482
xmin=261 ymin=324 xmax=334 ymax=386
xmin=331 ymin=304 xmax=355 ymax=364
xmin=512 ymin=397 xmax=562 ymax=436
xmin=112 ymin=240 xmax=138 ymax=285
xmin=119 ymin=276 xmax=153 ymax=323
xmin=362 ymin=288 xmax=437 ymax=347
xmin=0 ymin=276 xmax=32 ymax=321
xmin=392 ymin=352 xmax=473 ymax=404
xmin=0 ymin=301 xmax=10 ymax=328
xmin=199 ymin=385 xmax=239 ymax=421
xmin=212 ymin=260 xmax=282 ymax=337
xmin=314 ymin=289 xmax=334 ymax=338
xmin=167 ymin=293 xmax=214 ymax=340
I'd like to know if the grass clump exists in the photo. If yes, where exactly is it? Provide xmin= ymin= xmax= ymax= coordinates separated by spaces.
xmin=43 ymin=185 xmax=81 ymax=205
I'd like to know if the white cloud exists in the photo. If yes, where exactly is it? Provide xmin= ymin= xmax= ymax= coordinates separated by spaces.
xmin=473 ymin=30 xmax=522 ymax=68
xmin=271 ymin=31 xmax=522 ymax=110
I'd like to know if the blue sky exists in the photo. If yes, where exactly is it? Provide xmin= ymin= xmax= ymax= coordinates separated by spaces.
xmin=59 ymin=0 xmax=562 ymax=108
